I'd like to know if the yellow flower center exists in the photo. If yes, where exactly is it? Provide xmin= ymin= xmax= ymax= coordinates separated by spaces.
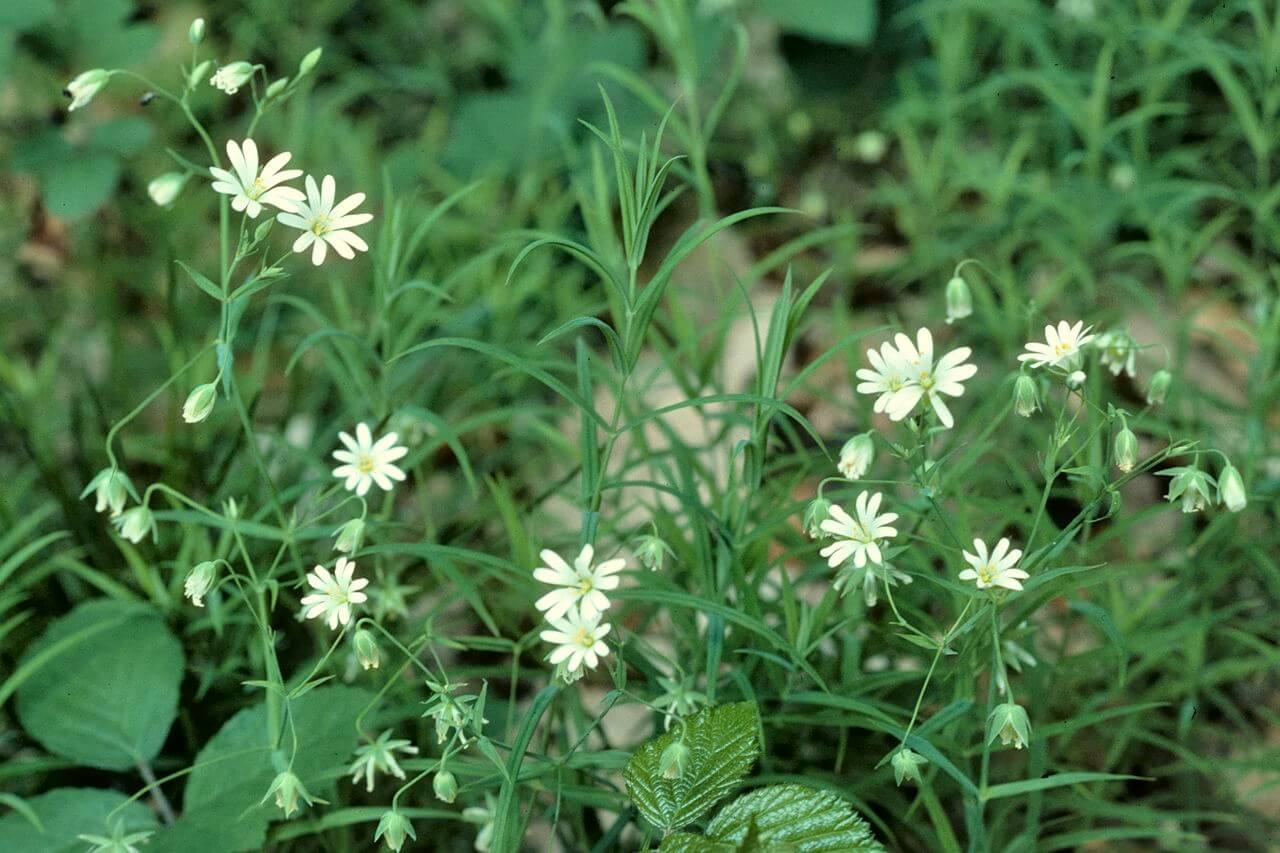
xmin=1054 ymin=341 xmax=1073 ymax=357
xmin=357 ymin=454 xmax=376 ymax=474
xmin=577 ymin=578 xmax=594 ymax=595
xmin=248 ymin=176 xmax=268 ymax=199
xmin=311 ymin=215 xmax=330 ymax=236
xmin=976 ymin=563 xmax=995 ymax=585
xmin=573 ymin=627 xmax=594 ymax=648
xmin=918 ymin=370 xmax=934 ymax=390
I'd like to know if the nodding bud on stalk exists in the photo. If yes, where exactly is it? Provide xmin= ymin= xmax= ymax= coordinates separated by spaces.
xmin=262 ymin=770 xmax=322 ymax=818
xmin=1013 ymin=374 xmax=1039 ymax=417
xmin=148 ymin=172 xmax=188 ymax=207
xmin=634 ymin=532 xmax=672 ymax=572
xmin=353 ymin=628 xmax=380 ymax=670
xmin=803 ymin=496 xmax=832 ymax=539
xmin=83 ymin=467 xmax=132 ymax=517
xmin=945 ymin=275 xmax=972 ymax=324
xmin=1159 ymin=465 xmax=1213 ymax=514
xmin=182 ymin=382 xmax=217 ymax=423
xmin=333 ymin=518 xmax=365 ymax=553
xmin=659 ymin=741 xmax=691 ymax=779
xmin=1146 ymin=369 xmax=1171 ymax=405
xmin=1218 ymin=463 xmax=1247 ymax=512
xmin=1113 ymin=424 xmax=1138 ymax=473
xmin=113 ymin=506 xmax=156 ymax=544
xmin=891 ymin=748 xmax=927 ymax=786
xmin=210 ymin=61 xmax=254 ymax=94
xmin=986 ymin=703 xmax=1031 ymax=750
xmin=64 ymin=68 xmax=110 ymax=111
xmin=1066 ymin=370 xmax=1086 ymax=389
xmin=432 ymin=769 xmax=458 ymax=803
xmin=185 ymin=561 xmax=216 ymax=607
xmin=374 ymin=810 xmax=416 ymax=851
xmin=837 ymin=433 xmax=874 ymax=480
xmin=188 ymin=17 xmax=206 ymax=44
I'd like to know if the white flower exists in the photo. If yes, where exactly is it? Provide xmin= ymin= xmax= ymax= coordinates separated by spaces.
xmin=185 ymin=561 xmax=216 ymax=607
xmin=148 ymin=172 xmax=188 ymax=207
xmin=209 ymin=61 xmax=254 ymax=94
xmin=113 ymin=506 xmax=156 ymax=544
xmin=855 ymin=340 xmax=914 ymax=415
xmin=818 ymin=491 xmax=898 ymax=569
xmin=837 ymin=433 xmax=874 ymax=480
xmin=332 ymin=423 xmax=409 ymax=496
xmin=300 ymin=557 xmax=369 ymax=629
xmin=959 ymin=537 xmax=1028 ymax=592
xmin=1093 ymin=329 xmax=1137 ymax=377
xmin=277 ymin=175 xmax=373 ymax=265
xmin=64 ymin=69 xmax=110 ymax=111
xmin=350 ymin=730 xmax=419 ymax=793
xmin=1018 ymin=321 xmax=1095 ymax=370
xmin=209 ymin=139 xmax=304 ymax=219
xmin=533 ymin=544 xmax=625 ymax=621
xmin=884 ymin=328 xmax=977 ymax=429
xmin=540 ymin=609 xmax=611 ymax=677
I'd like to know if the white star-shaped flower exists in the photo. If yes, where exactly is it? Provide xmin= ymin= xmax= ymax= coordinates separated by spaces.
xmin=277 ymin=175 xmax=373 ymax=265
xmin=540 ymin=609 xmax=611 ymax=676
xmin=1018 ymin=321 xmax=1095 ymax=370
xmin=819 ymin=491 xmax=898 ymax=569
xmin=209 ymin=139 xmax=304 ymax=218
xmin=855 ymin=340 xmax=914 ymax=414
xmin=332 ymin=423 xmax=409 ymax=496
xmin=349 ymin=729 xmax=419 ymax=793
xmin=883 ymin=328 xmax=977 ymax=429
xmin=959 ymin=537 xmax=1028 ymax=592
xmin=300 ymin=557 xmax=369 ymax=629
xmin=533 ymin=544 xmax=625 ymax=621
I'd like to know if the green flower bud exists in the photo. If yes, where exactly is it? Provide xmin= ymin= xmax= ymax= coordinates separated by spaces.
xmin=433 ymin=769 xmax=458 ymax=803
xmin=298 ymin=47 xmax=323 ymax=77
xmin=333 ymin=517 xmax=366 ymax=553
xmin=113 ymin=505 xmax=156 ymax=544
xmin=148 ymin=172 xmax=188 ymax=207
xmin=374 ymin=809 xmax=416 ymax=851
xmin=803 ymin=496 xmax=832 ymax=539
xmin=945 ymin=275 xmax=972 ymax=324
xmin=254 ymin=218 xmax=275 ymax=243
xmin=634 ymin=532 xmax=672 ymax=572
xmin=986 ymin=702 xmax=1031 ymax=750
xmin=1146 ymin=369 xmax=1171 ymax=405
xmin=182 ymin=381 xmax=217 ymax=423
xmin=265 ymin=77 xmax=289 ymax=98
xmin=1218 ymin=463 xmax=1247 ymax=513
xmin=188 ymin=17 xmax=206 ymax=44
xmin=853 ymin=130 xmax=888 ymax=163
xmin=262 ymin=770 xmax=322 ymax=817
xmin=1113 ymin=425 xmax=1138 ymax=473
xmin=1066 ymin=370 xmax=1086 ymax=390
xmin=64 ymin=68 xmax=110 ymax=111
xmin=353 ymin=628 xmax=380 ymax=671
xmin=837 ymin=432 xmax=874 ymax=480
xmin=184 ymin=560 xmax=217 ymax=607
xmin=891 ymin=747 xmax=928 ymax=786
xmin=1013 ymin=374 xmax=1040 ymax=417
xmin=83 ymin=467 xmax=133 ymax=517
xmin=188 ymin=59 xmax=212 ymax=91
xmin=659 ymin=741 xmax=691 ymax=779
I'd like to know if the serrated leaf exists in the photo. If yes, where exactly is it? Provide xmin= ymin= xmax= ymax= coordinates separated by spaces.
xmin=624 ymin=701 xmax=760 ymax=833
xmin=15 ymin=601 xmax=184 ymax=771
xmin=659 ymin=784 xmax=884 ymax=853
xmin=0 ymin=788 xmax=156 ymax=853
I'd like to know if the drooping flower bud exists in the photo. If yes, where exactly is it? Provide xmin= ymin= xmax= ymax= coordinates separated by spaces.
xmin=182 ymin=382 xmax=217 ymax=423
xmin=837 ymin=432 xmax=874 ymax=480
xmin=1146 ymin=369 xmax=1171 ymax=405
xmin=353 ymin=628 xmax=380 ymax=670
xmin=986 ymin=703 xmax=1031 ymax=750
xmin=945 ymin=275 xmax=972 ymax=324
xmin=659 ymin=741 xmax=691 ymax=779
xmin=184 ymin=560 xmax=217 ymax=607
xmin=1113 ymin=425 xmax=1137 ymax=473
xmin=333 ymin=517 xmax=366 ymax=553
xmin=1217 ymin=463 xmax=1247 ymax=513
xmin=1013 ymin=374 xmax=1039 ymax=417
xmin=210 ymin=61 xmax=254 ymax=95
xmin=1066 ymin=370 xmax=1086 ymax=389
xmin=188 ymin=59 xmax=212 ymax=91
xmin=113 ymin=506 xmax=156 ymax=544
xmin=891 ymin=747 xmax=928 ymax=786
xmin=1158 ymin=465 xmax=1214 ymax=514
xmin=634 ymin=532 xmax=672 ymax=572
xmin=433 ymin=769 xmax=458 ymax=803
xmin=148 ymin=172 xmax=188 ymax=207
xmin=262 ymin=770 xmax=321 ymax=818
xmin=83 ymin=467 xmax=132 ymax=517
xmin=803 ymin=496 xmax=832 ymax=539
xmin=64 ymin=69 xmax=110 ymax=111
xmin=374 ymin=810 xmax=416 ymax=851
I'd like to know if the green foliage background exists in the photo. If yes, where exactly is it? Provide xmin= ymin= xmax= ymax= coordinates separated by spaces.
xmin=2 ymin=0 xmax=1279 ymax=851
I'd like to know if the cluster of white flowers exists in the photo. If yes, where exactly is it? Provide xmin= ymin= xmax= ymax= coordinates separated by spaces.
xmin=856 ymin=328 xmax=976 ymax=429
xmin=210 ymin=138 xmax=373 ymax=266
xmin=533 ymin=545 xmax=624 ymax=681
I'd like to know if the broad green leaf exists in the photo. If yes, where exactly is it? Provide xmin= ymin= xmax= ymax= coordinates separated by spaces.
xmin=147 ymin=685 xmax=373 ymax=853
xmin=624 ymin=701 xmax=760 ymax=833
xmin=42 ymin=153 xmax=120 ymax=220
xmin=0 ymin=788 xmax=156 ymax=853
xmin=659 ymin=784 xmax=883 ymax=852
xmin=15 ymin=601 xmax=183 ymax=770
xmin=756 ymin=0 xmax=877 ymax=46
